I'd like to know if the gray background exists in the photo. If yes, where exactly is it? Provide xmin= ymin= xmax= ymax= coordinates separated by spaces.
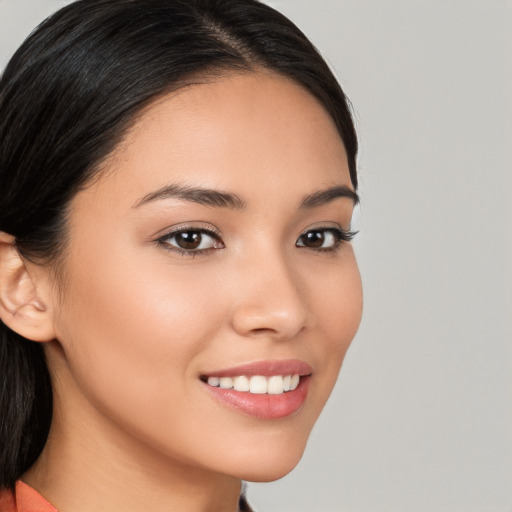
xmin=1 ymin=1 xmax=511 ymax=511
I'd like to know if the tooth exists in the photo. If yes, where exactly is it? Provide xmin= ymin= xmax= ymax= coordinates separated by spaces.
xmin=219 ymin=377 xmax=234 ymax=389
xmin=233 ymin=376 xmax=250 ymax=392
xmin=207 ymin=376 xmax=220 ymax=387
xmin=249 ymin=375 xmax=267 ymax=394
xmin=209 ymin=374 xmax=300 ymax=393
xmin=268 ymin=375 xmax=284 ymax=394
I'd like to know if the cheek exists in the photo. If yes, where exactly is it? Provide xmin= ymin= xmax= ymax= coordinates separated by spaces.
xmin=53 ymin=245 xmax=228 ymax=416
xmin=308 ymin=248 xmax=362 ymax=341
xmin=324 ymin=261 xmax=362 ymax=347
xmin=304 ymin=249 xmax=363 ymax=396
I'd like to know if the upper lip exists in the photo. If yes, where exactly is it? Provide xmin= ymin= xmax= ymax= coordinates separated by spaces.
xmin=202 ymin=359 xmax=313 ymax=378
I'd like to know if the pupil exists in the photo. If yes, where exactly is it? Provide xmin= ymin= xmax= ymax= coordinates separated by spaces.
xmin=304 ymin=231 xmax=324 ymax=248
xmin=176 ymin=231 xmax=201 ymax=249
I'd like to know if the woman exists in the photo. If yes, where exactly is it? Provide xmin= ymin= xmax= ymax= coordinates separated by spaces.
xmin=0 ymin=1 xmax=362 ymax=510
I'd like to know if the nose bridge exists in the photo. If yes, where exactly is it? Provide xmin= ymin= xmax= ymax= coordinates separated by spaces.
xmin=229 ymin=242 xmax=308 ymax=340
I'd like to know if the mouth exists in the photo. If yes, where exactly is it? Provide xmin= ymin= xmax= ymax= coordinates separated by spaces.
xmin=200 ymin=360 xmax=312 ymax=419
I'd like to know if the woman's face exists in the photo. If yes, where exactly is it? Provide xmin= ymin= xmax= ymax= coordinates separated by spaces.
xmin=47 ymin=72 xmax=362 ymax=482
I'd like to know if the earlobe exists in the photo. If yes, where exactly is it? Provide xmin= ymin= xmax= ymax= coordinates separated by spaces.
xmin=0 ymin=232 xmax=56 ymax=342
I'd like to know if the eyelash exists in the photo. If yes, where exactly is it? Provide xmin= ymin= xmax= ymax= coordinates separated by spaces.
xmin=155 ymin=225 xmax=357 ymax=257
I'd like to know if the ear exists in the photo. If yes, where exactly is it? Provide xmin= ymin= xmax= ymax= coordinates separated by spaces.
xmin=0 ymin=232 xmax=56 ymax=342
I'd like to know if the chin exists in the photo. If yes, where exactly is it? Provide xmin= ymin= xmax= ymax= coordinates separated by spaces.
xmin=242 ymin=465 xmax=300 ymax=483
xmin=231 ymin=443 xmax=307 ymax=483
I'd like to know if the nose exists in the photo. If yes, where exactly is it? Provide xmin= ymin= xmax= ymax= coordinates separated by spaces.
xmin=229 ymin=249 xmax=309 ymax=341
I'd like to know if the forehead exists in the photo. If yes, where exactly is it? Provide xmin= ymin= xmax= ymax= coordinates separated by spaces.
xmin=88 ymin=72 xmax=351 ymax=206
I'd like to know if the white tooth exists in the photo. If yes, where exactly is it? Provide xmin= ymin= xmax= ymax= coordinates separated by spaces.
xmin=290 ymin=374 xmax=300 ymax=391
xmin=268 ymin=375 xmax=284 ymax=395
xmin=233 ymin=376 xmax=250 ymax=392
xmin=219 ymin=377 xmax=234 ymax=389
xmin=283 ymin=375 xmax=292 ymax=392
xmin=249 ymin=375 xmax=267 ymax=394
xmin=207 ymin=376 xmax=220 ymax=387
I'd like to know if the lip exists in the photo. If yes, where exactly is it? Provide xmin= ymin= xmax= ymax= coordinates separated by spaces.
xmin=200 ymin=359 xmax=312 ymax=420
xmin=201 ymin=359 xmax=313 ymax=378
xmin=202 ymin=376 xmax=310 ymax=419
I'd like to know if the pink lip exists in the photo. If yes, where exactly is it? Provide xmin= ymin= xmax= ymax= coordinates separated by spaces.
xmin=202 ymin=359 xmax=313 ymax=378
xmin=202 ymin=376 xmax=311 ymax=419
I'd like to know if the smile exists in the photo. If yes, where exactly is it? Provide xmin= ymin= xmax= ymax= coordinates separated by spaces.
xmin=200 ymin=360 xmax=312 ymax=419
xmin=205 ymin=374 xmax=301 ymax=395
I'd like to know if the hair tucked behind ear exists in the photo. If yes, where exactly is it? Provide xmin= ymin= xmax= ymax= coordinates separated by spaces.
xmin=0 ymin=0 xmax=357 ymax=489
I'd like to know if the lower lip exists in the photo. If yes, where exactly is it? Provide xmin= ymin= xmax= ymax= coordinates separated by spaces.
xmin=202 ymin=376 xmax=311 ymax=419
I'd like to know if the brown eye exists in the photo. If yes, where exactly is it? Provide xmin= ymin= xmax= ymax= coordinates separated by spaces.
xmin=160 ymin=228 xmax=223 ymax=253
xmin=174 ymin=231 xmax=203 ymax=250
xmin=296 ymin=229 xmax=340 ymax=250
xmin=299 ymin=231 xmax=325 ymax=248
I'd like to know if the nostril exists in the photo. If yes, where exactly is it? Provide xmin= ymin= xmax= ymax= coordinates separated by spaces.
xmin=249 ymin=327 xmax=276 ymax=336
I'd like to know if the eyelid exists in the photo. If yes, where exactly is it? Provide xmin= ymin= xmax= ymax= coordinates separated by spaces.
xmin=154 ymin=222 xmax=223 ymax=240
xmin=298 ymin=222 xmax=356 ymax=239
xmin=298 ymin=221 xmax=344 ymax=235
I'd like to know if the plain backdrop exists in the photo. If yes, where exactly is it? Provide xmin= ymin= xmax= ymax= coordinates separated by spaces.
xmin=1 ymin=1 xmax=511 ymax=511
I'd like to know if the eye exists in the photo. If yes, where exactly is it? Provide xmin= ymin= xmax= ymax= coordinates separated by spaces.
xmin=296 ymin=227 xmax=355 ymax=251
xmin=156 ymin=227 xmax=224 ymax=255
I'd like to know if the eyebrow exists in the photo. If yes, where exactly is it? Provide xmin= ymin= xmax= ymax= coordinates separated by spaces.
xmin=133 ymin=183 xmax=247 ymax=209
xmin=299 ymin=185 xmax=359 ymax=209
xmin=133 ymin=183 xmax=358 ymax=210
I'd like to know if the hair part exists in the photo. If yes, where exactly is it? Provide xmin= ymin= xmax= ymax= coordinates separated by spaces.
xmin=0 ymin=0 xmax=358 ymax=489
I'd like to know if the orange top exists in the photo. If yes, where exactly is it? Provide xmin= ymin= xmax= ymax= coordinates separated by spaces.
xmin=0 ymin=481 xmax=57 ymax=512
xmin=0 ymin=480 xmax=254 ymax=512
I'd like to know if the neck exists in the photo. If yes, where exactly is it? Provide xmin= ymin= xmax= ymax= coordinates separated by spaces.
xmin=24 ymin=429 xmax=242 ymax=512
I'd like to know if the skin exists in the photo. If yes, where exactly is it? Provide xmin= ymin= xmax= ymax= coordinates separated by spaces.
xmin=19 ymin=72 xmax=363 ymax=512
